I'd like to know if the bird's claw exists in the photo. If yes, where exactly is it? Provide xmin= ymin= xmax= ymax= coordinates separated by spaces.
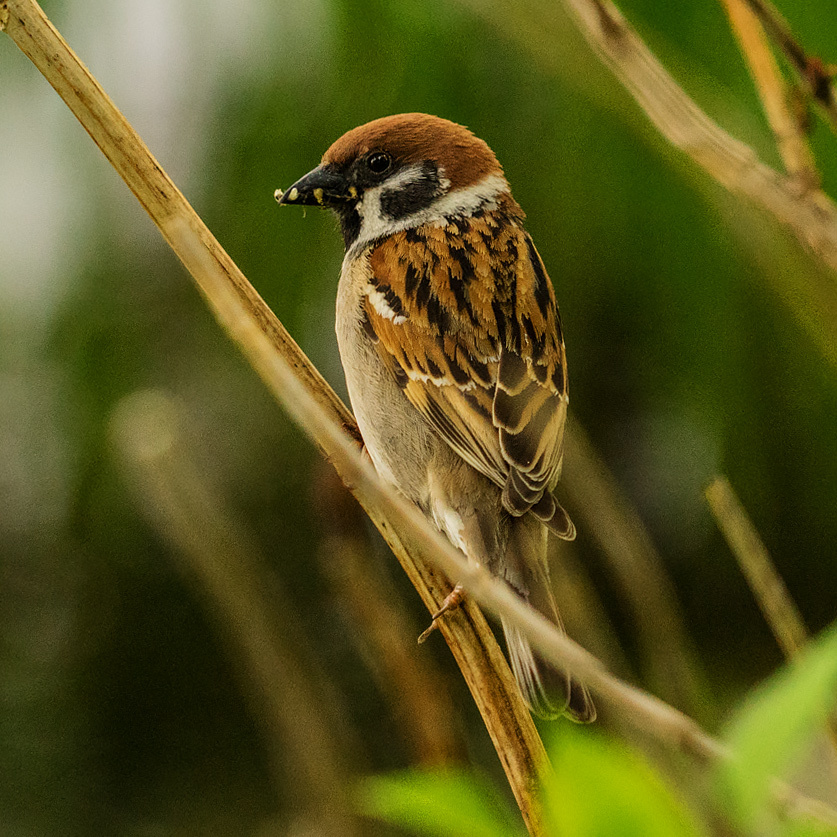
xmin=417 ymin=584 xmax=465 ymax=644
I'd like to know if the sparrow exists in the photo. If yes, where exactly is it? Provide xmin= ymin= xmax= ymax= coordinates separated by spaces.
xmin=276 ymin=113 xmax=594 ymax=722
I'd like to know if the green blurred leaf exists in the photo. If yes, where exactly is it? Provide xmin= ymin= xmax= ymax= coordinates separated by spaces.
xmin=778 ymin=819 xmax=837 ymax=837
xmin=544 ymin=726 xmax=706 ymax=837
xmin=355 ymin=768 xmax=523 ymax=837
xmin=717 ymin=622 xmax=837 ymax=829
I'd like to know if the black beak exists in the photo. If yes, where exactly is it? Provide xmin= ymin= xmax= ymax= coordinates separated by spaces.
xmin=275 ymin=165 xmax=355 ymax=207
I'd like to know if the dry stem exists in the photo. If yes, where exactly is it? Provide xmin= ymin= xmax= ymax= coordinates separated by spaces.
xmin=720 ymin=0 xmax=819 ymax=190
xmin=0 ymin=1 xmax=547 ymax=831
xmin=706 ymin=475 xmax=837 ymax=768
xmin=111 ymin=390 xmax=359 ymax=836
xmin=4 ymin=0 xmax=837 ymax=829
xmin=557 ymin=0 xmax=837 ymax=275
xmin=742 ymin=0 xmax=837 ymax=132
xmin=706 ymin=476 xmax=806 ymax=659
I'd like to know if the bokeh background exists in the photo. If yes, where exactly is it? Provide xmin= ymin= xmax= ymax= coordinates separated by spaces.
xmin=2 ymin=0 xmax=836 ymax=834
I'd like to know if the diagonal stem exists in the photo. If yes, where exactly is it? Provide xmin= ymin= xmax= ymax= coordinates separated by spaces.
xmin=0 ymin=0 xmax=549 ymax=832
xmin=720 ymin=0 xmax=819 ymax=190
xmin=706 ymin=476 xmax=837 ymax=773
xmin=4 ymin=0 xmax=837 ymax=829
xmin=742 ymin=0 xmax=837 ymax=133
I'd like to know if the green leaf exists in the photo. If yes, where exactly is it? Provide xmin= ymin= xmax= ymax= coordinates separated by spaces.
xmin=355 ymin=767 xmax=523 ymax=837
xmin=544 ymin=726 xmax=707 ymax=837
xmin=717 ymin=622 xmax=837 ymax=829
xmin=777 ymin=819 xmax=837 ymax=837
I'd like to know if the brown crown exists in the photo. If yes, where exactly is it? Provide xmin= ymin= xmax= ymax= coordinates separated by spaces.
xmin=322 ymin=113 xmax=505 ymax=191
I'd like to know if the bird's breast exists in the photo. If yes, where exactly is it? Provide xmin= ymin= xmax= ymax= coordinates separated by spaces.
xmin=336 ymin=253 xmax=437 ymax=504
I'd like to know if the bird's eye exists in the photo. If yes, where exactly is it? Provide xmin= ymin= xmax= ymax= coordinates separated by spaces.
xmin=366 ymin=152 xmax=392 ymax=175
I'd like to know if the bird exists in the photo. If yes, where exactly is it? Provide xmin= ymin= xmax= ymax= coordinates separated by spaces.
xmin=276 ymin=113 xmax=594 ymax=722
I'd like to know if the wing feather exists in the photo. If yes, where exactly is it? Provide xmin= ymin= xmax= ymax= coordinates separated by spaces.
xmin=362 ymin=198 xmax=572 ymax=535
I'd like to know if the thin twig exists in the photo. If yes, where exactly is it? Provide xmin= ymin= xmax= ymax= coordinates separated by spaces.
xmin=558 ymin=0 xmax=837 ymax=272
xmin=313 ymin=463 xmax=465 ymax=767
xmin=705 ymin=476 xmax=837 ymax=766
xmin=111 ymin=390 xmax=359 ymax=837
xmin=705 ymin=476 xmax=806 ymax=659
xmin=720 ymin=0 xmax=819 ymax=190
xmin=4 ymin=0 xmax=837 ymax=828
xmin=0 ymin=1 xmax=548 ymax=831
xmin=169 ymin=211 xmax=837 ymax=829
xmin=563 ymin=423 xmax=710 ymax=721
xmin=742 ymin=0 xmax=837 ymax=133
xmin=465 ymin=0 xmax=837 ymax=369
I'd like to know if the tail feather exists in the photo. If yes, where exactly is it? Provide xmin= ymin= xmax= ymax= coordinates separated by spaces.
xmin=531 ymin=493 xmax=576 ymax=541
xmin=503 ymin=620 xmax=567 ymax=720
xmin=502 ymin=516 xmax=595 ymax=723
xmin=432 ymin=472 xmax=591 ymax=722
xmin=502 ymin=619 xmax=596 ymax=723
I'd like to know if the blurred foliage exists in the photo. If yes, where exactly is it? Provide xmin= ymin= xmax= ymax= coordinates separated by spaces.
xmin=1 ymin=0 xmax=837 ymax=834
xmin=358 ymin=729 xmax=706 ymax=837
xmin=717 ymin=622 xmax=837 ymax=830
xmin=357 ymin=768 xmax=521 ymax=837
xmin=543 ymin=730 xmax=705 ymax=837
xmin=362 ymin=624 xmax=837 ymax=836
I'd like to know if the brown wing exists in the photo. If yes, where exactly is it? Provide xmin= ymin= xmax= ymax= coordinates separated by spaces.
xmin=362 ymin=200 xmax=573 ymax=537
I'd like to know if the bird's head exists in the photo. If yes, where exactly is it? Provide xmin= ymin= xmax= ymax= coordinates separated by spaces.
xmin=276 ymin=113 xmax=511 ymax=252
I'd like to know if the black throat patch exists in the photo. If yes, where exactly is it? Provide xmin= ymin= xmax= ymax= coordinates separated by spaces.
xmin=335 ymin=205 xmax=362 ymax=250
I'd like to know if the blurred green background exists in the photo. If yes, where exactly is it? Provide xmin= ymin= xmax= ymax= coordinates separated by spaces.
xmin=1 ymin=0 xmax=836 ymax=834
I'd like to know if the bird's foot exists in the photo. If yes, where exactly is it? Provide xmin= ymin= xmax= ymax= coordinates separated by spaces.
xmin=417 ymin=584 xmax=465 ymax=643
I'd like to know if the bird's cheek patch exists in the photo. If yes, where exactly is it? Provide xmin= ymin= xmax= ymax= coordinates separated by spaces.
xmin=380 ymin=162 xmax=444 ymax=220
